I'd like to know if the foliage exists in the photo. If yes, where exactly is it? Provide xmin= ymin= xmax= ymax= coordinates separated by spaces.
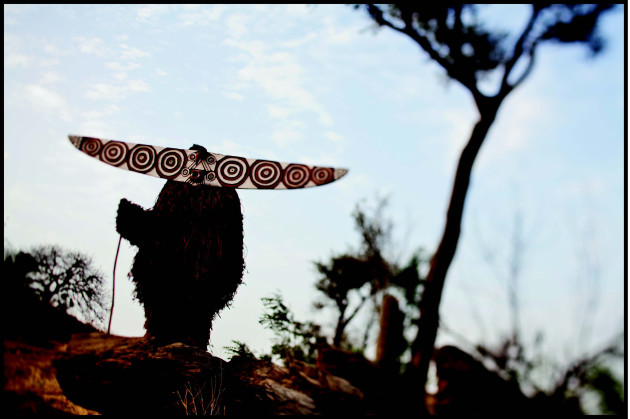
xmin=583 ymin=363 xmax=625 ymax=414
xmin=313 ymin=197 xmax=426 ymax=352
xmin=259 ymin=291 xmax=325 ymax=365
xmin=14 ymin=244 xmax=108 ymax=328
xmin=224 ymin=340 xmax=257 ymax=362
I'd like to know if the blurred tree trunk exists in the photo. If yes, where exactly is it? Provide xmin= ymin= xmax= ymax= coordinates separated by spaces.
xmin=408 ymin=97 xmax=500 ymax=397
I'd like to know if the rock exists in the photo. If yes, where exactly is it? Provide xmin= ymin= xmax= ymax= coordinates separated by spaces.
xmin=434 ymin=345 xmax=533 ymax=415
xmin=48 ymin=332 xmax=365 ymax=415
xmin=4 ymin=340 xmax=100 ymax=415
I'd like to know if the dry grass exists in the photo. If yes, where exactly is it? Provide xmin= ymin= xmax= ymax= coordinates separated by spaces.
xmin=176 ymin=368 xmax=225 ymax=415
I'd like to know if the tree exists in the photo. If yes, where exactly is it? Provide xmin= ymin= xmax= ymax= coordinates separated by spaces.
xmin=314 ymin=254 xmax=375 ymax=347
xmin=260 ymin=291 xmax=325 ymax=364
xmin=24 ymin=244 xmax=108 ymax=328
xmin=314 ymin=197 xmax=425 ymax=351
xmin=355 ymin=3 xmax=617 ymax=408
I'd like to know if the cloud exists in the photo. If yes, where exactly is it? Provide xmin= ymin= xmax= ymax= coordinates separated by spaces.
xmin=43 ymin=41 xmax=70 ymax=56
xmin=225 ymin=13 xmax=252 ymax=39
xmin=222 ymin=91 xmax=243 ymax=101
xmin=271 ymin=122 xmax=305 ymax=149
xmin=24 ymin=84 xmax=73 ymax=122
xmin=85 ymin=79 xmax=151 ymax=100
xmin=4 ymin=53 xmax=30 ymax=69
xmin=176 ymin=4 xmax=224 ymax=27
xmin=324 ymin=131 xmax=345 ymax=143
xmin=74 ymin=36 xmax=108 ymax=56
xmin=106 ymin=62 xmax=142 ymax=72
xmin=226 ymin=39 xmax=333 ymax=128
xmin=81 ymin=104 xmax=120 ymax=120
xmin=40 ymin=71 xmax=66 ymax=84
xmin=477 ymin=94 xmax=549 ymax=170
xmin=118 ymin=44 xmax=150 ymax=61
xmin=266 ymin=104 xmax=292 ymax=119
xmin=4 ymin=33 xmax=31 ymax=69
xmin=136 ymin=4 xmax=170 ymax=22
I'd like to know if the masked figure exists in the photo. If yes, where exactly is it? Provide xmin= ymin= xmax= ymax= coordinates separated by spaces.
xmin=116 ymin=145 xmax=245 ymax=349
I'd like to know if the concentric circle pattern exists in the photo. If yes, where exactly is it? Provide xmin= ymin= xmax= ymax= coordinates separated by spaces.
xmin=127 ymin=144 xmax=156 ymax=173
xmin=70 ymin=136 xmax=347 ymax=189
xmin=156 ymin=148 xmax=187 ymax=179
xmin=216 ymin=156 xmax=249 ymax=187
xmin=311 ymin=167 xmax=334 ymax=185
xmin=80 ymin=137 xmax=102 ymax=156
xmin=206 ymin=154 xmax=216 ymax=166
xmin=250 ymin=160 xmax=282 ymax=189
xmin=283 ymin=164 xmax=311 ymax=189
xmin=99 ymin=141 xmax=128 ymax=167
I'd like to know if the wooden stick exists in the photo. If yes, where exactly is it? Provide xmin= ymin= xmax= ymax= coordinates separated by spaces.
xmin=108 ymin=235 xmax=122 ymax=335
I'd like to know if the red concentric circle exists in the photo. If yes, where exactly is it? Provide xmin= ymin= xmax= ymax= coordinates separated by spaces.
xmin=250 ymin=160 xmax=282 ymax=189
xmin=99 ymin=141 xmax=128 ymax=167
xmin=127 ymin=144 xmax=156 ymax=173
xmin=282 ymin=164 xmax=311 ymax=189
xmin=80 ymin=137 xmax=102 ymax=156
xmin=156 ymin=148 xmax=187 ymax=179
xmin=311 ymin=167 xmax=334 ymax=185
xmin=216 ymin=156 xmax=249 ymax=187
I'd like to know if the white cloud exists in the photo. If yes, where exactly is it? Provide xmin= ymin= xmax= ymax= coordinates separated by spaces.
xmin=271 ymin=123 xmax=304 ymax=149
xmin=136 ymin=4 xmax=170 ymax=22
xmin=284 ymin=4 xmax=310 ymax=16
xmin=4 ymin=53 xmax=30 ymax=68
xmin=320 ymin=16 xmax=361 ymax=45
xmin=266 ymin=104 xmax=292 ymax=119
xmin=118 ymin=44 xmax=150 ymax=61
xmin=228 ymin=40 xmax=333 ymax=127
xmin=43 ymin=41 xmax=70 ymax=56
xmin=177 ymin=4 xmax=224 ymax=27
xmin=40 ymin=71 xmax=66 ymax=84
xmin=222 ymin=91 xmax=243 ymax=101
xmin=225 ymin=13 xmax=252 ymax=39
xmin=127 ymin=79 xmax=150 ymax=92
xmin=106 ymin=61 xmax=141 ymax=71
xmin=24 ymin=84 xmax=73 ymax=122
xmin=74 ymin=36 xmax=108 ymax=56
xmin=85 ymin=79 xmax=151 ymax=100
xmin=324 ymin=131 xmax=345 ymax=142
xmin=478 ymin=94 xmax=549 ymax=170
xmin=78 ymin=119 xmax=116 ymax=138
xmin=81 ymin=104 xmax=120 ymax=120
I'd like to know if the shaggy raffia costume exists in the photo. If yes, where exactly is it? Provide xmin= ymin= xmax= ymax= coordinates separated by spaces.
xmin=116 ymin=146 xmax=245 ymax=349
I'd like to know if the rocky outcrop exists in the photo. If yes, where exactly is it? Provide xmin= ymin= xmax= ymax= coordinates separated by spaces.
xmin=6 ymin=331 xmax=375 ymax=415
xmin=6 ymin=312 xmax=572 ymax=415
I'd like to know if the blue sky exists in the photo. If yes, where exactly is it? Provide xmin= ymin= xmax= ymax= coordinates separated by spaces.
xmin=4 ymin=4 xmax=625 ymax=376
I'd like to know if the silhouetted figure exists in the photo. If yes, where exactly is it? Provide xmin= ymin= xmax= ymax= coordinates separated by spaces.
xmin=116 ymin=145 xmax=245 ymax=349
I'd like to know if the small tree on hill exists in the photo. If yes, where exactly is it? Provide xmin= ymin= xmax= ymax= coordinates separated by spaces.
xmin=25 ymin=244 xmax=108 ymax=328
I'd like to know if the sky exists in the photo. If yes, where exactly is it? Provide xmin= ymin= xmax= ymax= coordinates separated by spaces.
xmin=4 ymin=4 xmax=625 ymax=378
